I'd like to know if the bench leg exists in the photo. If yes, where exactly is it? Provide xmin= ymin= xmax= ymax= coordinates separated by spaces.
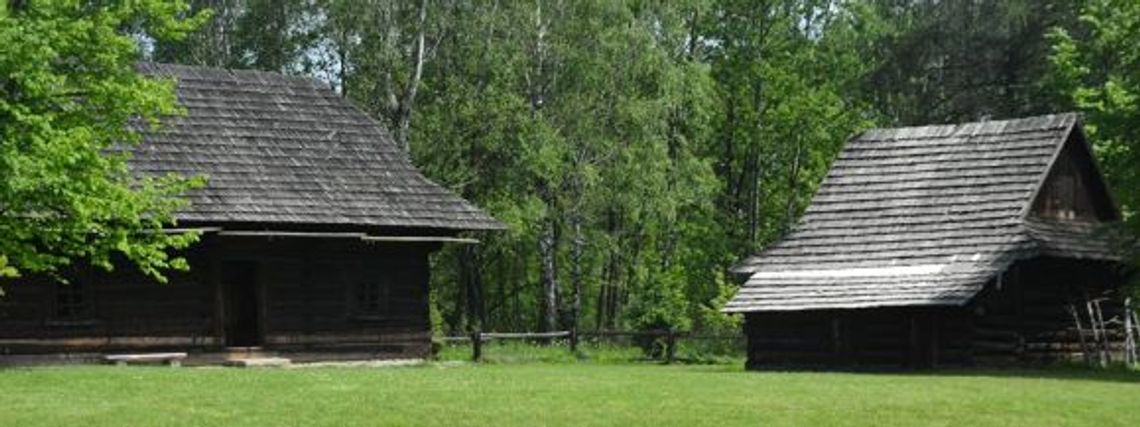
xmin=168 ymin=360 xmax=182 ymax=368
xmin=115 ymin=360 xmax=128 ymax=367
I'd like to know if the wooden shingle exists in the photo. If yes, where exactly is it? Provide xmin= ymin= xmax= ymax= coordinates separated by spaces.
xmin=132 ymin=64 xmax=503 ymax=231
xmin=726 ymin=113 xmax=1121 ymax=313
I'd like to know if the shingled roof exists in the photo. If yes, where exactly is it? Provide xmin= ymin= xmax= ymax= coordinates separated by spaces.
xmin=131 ymin=63 xmax=503 ymax=231
xmin=725 ymin=113 xmax=1121 ymax=313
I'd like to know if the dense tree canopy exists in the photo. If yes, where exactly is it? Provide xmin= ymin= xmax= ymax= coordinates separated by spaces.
xmin=1047 ymin=0 xmax=1140 ymax=265
xmin=0 ymin=0 xmax=206 ymax=282
xmin=17 ymin=0 xmax=1135 ymax=331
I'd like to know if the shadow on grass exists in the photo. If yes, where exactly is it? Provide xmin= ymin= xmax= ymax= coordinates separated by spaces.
xmin=916 ymin=365 xmax=1140 ymax=384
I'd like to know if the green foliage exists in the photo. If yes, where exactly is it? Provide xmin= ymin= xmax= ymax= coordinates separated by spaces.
xmin=697 ymin=273 xmax=744 ymax=335
xmin=707 ymin=0 xmax=878 ymax=258
xmin=1047 ymin=0 xmax=1140 ymax=271
xmin=437 ymin=340 xmax=648 ymax=365
xmin=148 ymin=0 xmax=1140 ymax=335
xmin=862 ymin=0 xmax=1083 ymax=125
xmin=0 ymin=256 xmax=17 ymax=280
xmin=0 ymin=0 xmax=206 ymax=281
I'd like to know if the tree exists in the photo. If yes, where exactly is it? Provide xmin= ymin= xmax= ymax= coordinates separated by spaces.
xmin=705 ymin=0 xmax=876 ymax=258
xmin=151 ymin=0 xmax=241 ymax=67
xmin=862 ymin=0 xmax=1083 ymax=126
xmin=155 ymin=0 xmax=1133 ymax=339
xmin=0 ymin=1 xmax=206 ymax=281
xmin=1048 ymin=0 xmax=1140 ymax=266
xmin=320 ymin=0 xmax=442 ymax=151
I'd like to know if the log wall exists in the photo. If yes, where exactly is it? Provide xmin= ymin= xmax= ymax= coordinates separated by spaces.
xmin=745 ymin=306 xmax=971 ymax=369
xmin=0 ymin=235 xmax=438 ymax=363
xmin=969 ymin=257 xmax=1130 ymax=365
xmin=744 ymin=256 xmax=1131 ymax=369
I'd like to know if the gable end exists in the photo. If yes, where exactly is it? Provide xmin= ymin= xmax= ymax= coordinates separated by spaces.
xmin=1027 ymin=125 xmax=1119 ymax=222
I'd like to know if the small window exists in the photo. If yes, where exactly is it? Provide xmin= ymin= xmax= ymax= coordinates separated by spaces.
xmin=353 ymin=281 xmax=387 ymax=319
xmin=50 ymin=280 xmax=95 ymax=325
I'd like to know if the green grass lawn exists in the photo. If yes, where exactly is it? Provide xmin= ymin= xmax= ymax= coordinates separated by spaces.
xmin=1 ymin=361 xmax=1138 ymax=426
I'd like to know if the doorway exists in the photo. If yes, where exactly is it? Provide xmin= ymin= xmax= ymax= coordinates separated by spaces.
xmin=222 ymin=261 xmax=261 ymax=347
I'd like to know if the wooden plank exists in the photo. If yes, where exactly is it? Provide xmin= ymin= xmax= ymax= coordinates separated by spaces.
xmin=361 ymin=236 xmax=479 ymax=244
xmin=482 ymin=331 xmax=570 ymax=340
xmin=104 ymin=352 xmax=187 ymax=363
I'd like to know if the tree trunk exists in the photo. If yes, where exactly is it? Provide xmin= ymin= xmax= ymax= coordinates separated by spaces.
xmin=394 ymin=0 xmax=428 ymax=152
xmin=461 ymin=245 xmax=485 ymax=332
xmin=783 ymin=135 xmax=803 ymax=233
xmin=569 ymin=212 xmax=584 ymax=335
xmin=538 ymin=214 xmax=560 ymax=332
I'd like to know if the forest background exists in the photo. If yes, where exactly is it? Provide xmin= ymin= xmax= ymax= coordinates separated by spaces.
xmin=11 ymin=0 xmax=1139 ymax=337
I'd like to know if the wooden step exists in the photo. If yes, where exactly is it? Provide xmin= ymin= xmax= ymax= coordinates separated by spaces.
xmin=223 ymin=357 xmax=292 ymax=368
xmin=222 ymin=346 xmax=273 ymax=360
xmin=104 ymin=352 xmax=187 ymax=367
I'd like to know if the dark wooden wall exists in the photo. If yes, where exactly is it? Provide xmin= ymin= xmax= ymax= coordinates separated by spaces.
xmin=0 ymin=235 xmax=438 ymax=363
xmin=745 ymin=307 xmax=971 ymax=369
xmin=1031 ymin=134 xmax=1118 ymax=221
xmin=969 ymin=257 xmax=1128 ymax=365
xmin=744 ymin=256 xmax=1130 ymax=369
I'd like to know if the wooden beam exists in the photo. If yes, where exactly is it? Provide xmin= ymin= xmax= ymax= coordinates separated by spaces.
xmin=909 ymin=314 xmax=920 ymax=368
xmin=218 ymin=231 xmax=366 ymax=239
xmin=161 ymin=227 xmax=223 ymax=234
xmin=831 ymin=315 xmax=843 ymax=365
xmin=929 ymin=313 xmax=940 ymax=368
xmin=215 ymin=231 xmax=479 ymax=244
xmin=361 ymin=236 xmax=480 ymax=244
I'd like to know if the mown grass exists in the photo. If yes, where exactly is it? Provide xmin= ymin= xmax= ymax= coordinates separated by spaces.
xmin=437 ymin=340 xmax=650 ymax=364
xmin=436 ymin=337 xmax=745 ymax=365
xmin=2 ymin=359 xmax=1139 ymax=427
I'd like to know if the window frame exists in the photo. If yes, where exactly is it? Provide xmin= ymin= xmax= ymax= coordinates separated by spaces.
xmin=350 ymin=277 xmax=390 ymax=322
xmin=46 ymin=277 xmax=97 ymax=328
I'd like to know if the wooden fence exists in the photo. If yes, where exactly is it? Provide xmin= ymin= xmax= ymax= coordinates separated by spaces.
xmin=443 ymin=329 xmax=742 ymax=363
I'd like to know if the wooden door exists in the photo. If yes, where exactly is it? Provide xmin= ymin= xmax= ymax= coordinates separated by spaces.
xmin=222 ymin=261 xmax=261 ymax=347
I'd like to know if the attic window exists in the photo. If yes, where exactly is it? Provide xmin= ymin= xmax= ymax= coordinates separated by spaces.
xmin=1049 ymin=174 xmax=1076 ymax=219
xmin=1038 ymin=159 xmax=1083 ymax=220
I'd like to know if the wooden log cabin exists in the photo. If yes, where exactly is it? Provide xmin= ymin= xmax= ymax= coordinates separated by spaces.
xmin=725 ymin=113 xmax=1137 ymax=369
xmin=0 ymin=64 xmax=503 ymax=365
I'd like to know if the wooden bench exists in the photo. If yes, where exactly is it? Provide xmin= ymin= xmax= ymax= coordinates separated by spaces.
xmin=103 ymin=352 xmax=188 ymax=367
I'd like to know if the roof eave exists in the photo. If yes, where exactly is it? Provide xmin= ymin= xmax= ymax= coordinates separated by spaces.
xmin=721 ymin=299 xmax=970 ymax=314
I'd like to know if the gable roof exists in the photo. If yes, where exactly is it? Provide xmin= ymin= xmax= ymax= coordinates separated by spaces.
xmin=725 ymin=113 xmax=1121 ymax=313
xmin=131 ymin=63 xmax=503 ymax=232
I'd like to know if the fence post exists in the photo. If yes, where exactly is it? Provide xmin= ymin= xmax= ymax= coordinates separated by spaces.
xmin=1126 ymin=298 xmax=1137 ymax=366
xmin=472 ymin=329 xmax=483 ymax=363
xmin=569 ymin=327 xmax=579 ymax=354
xmin=665 ymin=328 xmax=677 ymax=364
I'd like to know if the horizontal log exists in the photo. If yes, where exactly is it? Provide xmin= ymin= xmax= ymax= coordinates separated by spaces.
xmin=974 ymin=328 xmax=1019 ymax=338
xmin=752 ymin=351 xmax=835 ymax=364
xmin=0 ymin=336 xmax=219 ymax=354
xmin=483 ymin=331 xmax=570 ymax=340
xmin=973 ymin=341 xmax=1019 ymax=352
xmin=0 ymin=336 xmax=218 ymax=347
xmin=585 ymin=330 xmax=678 ymax=338
xmin=750 ymin=338 xmax=828 ymax=348
xmin=264 ymin=331 xmax=430 ymax=345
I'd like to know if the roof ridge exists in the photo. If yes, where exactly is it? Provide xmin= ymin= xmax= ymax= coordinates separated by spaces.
xmin=857 ymin=112 xmax=1078 ymax=142
xmin=137 ymin=62 xmax=326 ymax=89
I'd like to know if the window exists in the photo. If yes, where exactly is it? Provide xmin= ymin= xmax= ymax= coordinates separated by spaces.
xmin=353 ymin=280 xmax=388 ymax=319
xmin=50 ymin=280 xmax=95 ymax=325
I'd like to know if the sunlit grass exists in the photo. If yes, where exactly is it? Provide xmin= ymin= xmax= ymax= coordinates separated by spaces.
xmin=0 ymin=357 xmax=1137 ymax=426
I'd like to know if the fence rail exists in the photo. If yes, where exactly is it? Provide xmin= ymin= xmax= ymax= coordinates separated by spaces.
xmin=443 ymin=329 xmax=742 ymax=363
